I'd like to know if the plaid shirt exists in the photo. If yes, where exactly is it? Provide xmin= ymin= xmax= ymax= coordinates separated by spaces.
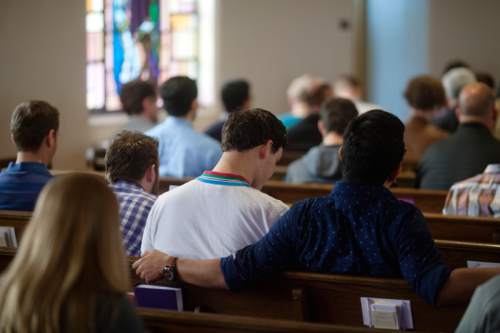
xmin=111 ymin=180 xmax=156 ymax=256
xmin=443 ymin=164 xmax=500 ymax=218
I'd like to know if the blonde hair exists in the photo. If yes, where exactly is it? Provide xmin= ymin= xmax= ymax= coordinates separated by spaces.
xmin=0 ymin=173 xmax=130 ymax=333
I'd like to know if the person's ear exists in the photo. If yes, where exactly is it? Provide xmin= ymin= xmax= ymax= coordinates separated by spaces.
xmin=191 ymin=99 xmax=199 ymax=111
xmin=46 ymin=129 xmax=57 ymax=149
xmin=318 ymin=120 xmax=326 ymax=137
xmin=338 ymin=145 xmax=344 ymax=161
xmin=145 ymin=164 xmax=156 ymax=183
xmin=258 ymin=140 xmax=273 ymax=160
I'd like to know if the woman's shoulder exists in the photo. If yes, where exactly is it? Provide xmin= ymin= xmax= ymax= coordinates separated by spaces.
xmin=96 ymin=293 xmax=144 ymax=333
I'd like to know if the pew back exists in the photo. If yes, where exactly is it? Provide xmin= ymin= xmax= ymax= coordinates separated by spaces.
xmin=137 ymin=308 xmax=414 ymax=333
xmin=158 ymin=178 xmax=447 ymax=213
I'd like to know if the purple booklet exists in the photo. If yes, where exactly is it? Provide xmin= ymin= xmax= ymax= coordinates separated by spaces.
xmin=134 ymin=284 xmax=183 ymax=311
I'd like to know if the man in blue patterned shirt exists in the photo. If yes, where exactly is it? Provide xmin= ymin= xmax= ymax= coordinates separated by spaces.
xmin=106 ymin=131 xmax=158 ymax=256
xmin=0 ymin=101 xmax=59 ymax=211
xmin=135 ymin=110 xmax=500 ymax=306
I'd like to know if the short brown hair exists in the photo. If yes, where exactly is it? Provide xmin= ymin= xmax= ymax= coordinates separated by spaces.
xmin=221 ymin=108 xmax=286 ymax=153
xmin=10 ymin=101 xmax=59 ymax=152
xmin=120 ymin=80 xmax=157 ymax=115
xmin=105 ymin=131 xmax=159 ymax=183
xmin=320 ymin=97 xmax=359 ymax=134
xmin=404 ymin=75 xmax=446 ymax=111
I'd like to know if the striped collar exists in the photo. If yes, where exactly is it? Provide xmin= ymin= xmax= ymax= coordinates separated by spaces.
xmin=197 ymin=171 xmax=251 ymax=187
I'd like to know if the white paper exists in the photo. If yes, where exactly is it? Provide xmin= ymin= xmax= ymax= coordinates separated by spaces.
xmin=467 ymin=260 xmax=500 ymax=268
xmin=361 ymin=297 xmax=413 ymax=330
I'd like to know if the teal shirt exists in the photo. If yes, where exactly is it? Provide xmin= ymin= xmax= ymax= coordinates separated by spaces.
xmin=278 ymin=113 xmax=301 ymax=129
xmin=455 ymin=275 xmax=500 ymax=333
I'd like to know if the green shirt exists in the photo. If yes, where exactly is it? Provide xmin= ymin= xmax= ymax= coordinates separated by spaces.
xmin=455 ymin=275 xmax=500 ymax=333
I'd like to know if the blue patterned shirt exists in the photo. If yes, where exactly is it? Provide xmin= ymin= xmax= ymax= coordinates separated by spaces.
xmin=0 ymin=162 xmax=52 ymax=211
xmin=146 ymin=117 xmax=222 ymax=178
xmin=221 ymin=181 xmax=451 ymax=305
xmin=111 ymin=180 xmax=157 ymax=256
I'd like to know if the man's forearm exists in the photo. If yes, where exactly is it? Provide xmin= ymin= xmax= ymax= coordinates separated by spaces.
xmin=437 ymin=268 xmax=500 ymax=306
xmin=177 ymin=258 xmax=228 ymax=289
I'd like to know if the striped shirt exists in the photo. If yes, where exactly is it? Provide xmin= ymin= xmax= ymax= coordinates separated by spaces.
xmin=111 ymin=180 xmax=157 ymax=256
xmin=443 ymin=164 xmax=500 ymax=218
xmin=0 ymin=162 xmax=52 ymax=211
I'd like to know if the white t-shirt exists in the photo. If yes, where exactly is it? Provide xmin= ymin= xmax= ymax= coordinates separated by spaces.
xmin=141 ymin=171 xmax=289 ymax=259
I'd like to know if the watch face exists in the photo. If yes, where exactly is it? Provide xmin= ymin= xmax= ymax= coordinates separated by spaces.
xmin=163 ymin=266 xmax=175 ymax=281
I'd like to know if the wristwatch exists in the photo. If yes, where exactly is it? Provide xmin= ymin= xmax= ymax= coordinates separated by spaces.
xmin=162 ymin=256 xmax=178 ymax=281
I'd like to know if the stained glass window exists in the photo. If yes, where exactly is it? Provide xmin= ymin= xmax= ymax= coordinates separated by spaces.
xmin=86 ymin=0 xmax=199 ymax=112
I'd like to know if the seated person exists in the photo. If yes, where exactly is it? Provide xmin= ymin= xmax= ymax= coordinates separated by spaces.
xmin=0 ymin=101 xmax=58 ymax=211
xmin=333 ymin=74 xmax=381 ymax=113
xmin=119 ymin=79 xmax=159 ymax=133
xmin=279 ymin=74 xmax=317 ymax=129
xmin=0 ymin=174 xmax=143 ymax=332
xmin=141 ymin=108 xmax=289 ymax=259
xmin=286 ymin=97 xmax=358 ymax=184
xmin=146 ymin=76 xmax=222 ymax=178
xmin=205 ymin=79 xmax=251 ymax=142
xmin=455 ymin=275 xmax=500 ymax=333
xmin=433 ymin=66 xmax=476 ymax=133
xmin=404 ymin=75 xmax=449 ymax=161
xmin=418 ymin=83 xmax=500 ymax=190
xmin=286 ymin=81 xmax=333 ymax=152
xmin=443 ymin=164 xmax=499 ymax=218
xmin=106 ymin=131 xmax=159 ymax=256
xmin=135 ymin=110 xmax=500 ymax=307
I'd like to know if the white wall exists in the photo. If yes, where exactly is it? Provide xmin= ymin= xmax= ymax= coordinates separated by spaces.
xmin=0 ymin=0 xmax=88 ymax=169
xmin=428 ymin=0 xmax=500 ymax=78
xmin=216 ymin=0 xmax=355 ymax=115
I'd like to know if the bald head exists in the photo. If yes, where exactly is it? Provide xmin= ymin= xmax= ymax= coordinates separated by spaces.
xmin=458 ymin=83 xmax=495 ymax=118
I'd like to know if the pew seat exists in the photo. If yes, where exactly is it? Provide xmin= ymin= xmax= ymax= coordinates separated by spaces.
xmin=0 ymin=248 xmax=479 ymax=331
xmin=137 ymin=308 xmax=418 ymax=333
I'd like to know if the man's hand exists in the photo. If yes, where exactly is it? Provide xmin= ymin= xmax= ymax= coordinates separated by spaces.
xmin=133 ymin=250 xmax=169 ymax=283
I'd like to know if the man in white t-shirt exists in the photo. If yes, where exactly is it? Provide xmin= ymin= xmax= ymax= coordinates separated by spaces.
xmin=141 ymin=108 xmax=289 ymax=259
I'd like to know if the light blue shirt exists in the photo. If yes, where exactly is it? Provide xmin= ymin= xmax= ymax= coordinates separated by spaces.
xmin=146 ymin=117 xmax=222 ymax=178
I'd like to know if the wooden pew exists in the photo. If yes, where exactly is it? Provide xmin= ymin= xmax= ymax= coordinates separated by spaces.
xmin=436 ymin=239 xmax=500 ymax=269
xmin=426 ymin=214 xmax=500 ymax=244
xmin=0 ymin=210 xmax=31 ymax=241
xmin=270 ymin=167 xmax=416 ymax=188
xmin=0 ymin=248 xmax=480 ymax=331
xmin=158 ymin=178 xmax=447 ymax=213
xmin=137 ymin=308 xmax=412 ymax=333
xmin=129 ymin=262 xmax=464 ymax=332
xmin=2 ymin=210 xmax=499 ymax=264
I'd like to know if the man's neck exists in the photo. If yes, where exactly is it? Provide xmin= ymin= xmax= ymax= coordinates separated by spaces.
xmin=322 ymin=132 xmax=343 ymax=146
xmin=16 ymin=151 xmax=48 ymax=165
xmin=459 ymin=117 xmax=493 ymax=131
xmin=410 ymin=108 xmax=434 ymax=122
xmin=211 ymin=152 xmax=256 ymax=187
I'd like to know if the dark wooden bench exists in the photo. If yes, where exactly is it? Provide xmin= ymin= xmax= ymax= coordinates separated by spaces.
xmin=436 ymin=239 xmax=500 ymax=269
xmin=137 ymin=308 xmax=416 ymax=333
xmin=158 ymin=178 xmax=447 ymax=213
xmin=1 ymin=210 xmax=499 ymax=265
xmin=270 ymin=166 xmax=416 ymax=188
xmin=0 ymin=210 xmax=31 ymax=241
xmin=0 ymin=247 xmax=481 ymax=331
xmin=129 ymin=262 xmax=465 ymax=332
xmin=426 ymin=214 xmax=500 ymax=244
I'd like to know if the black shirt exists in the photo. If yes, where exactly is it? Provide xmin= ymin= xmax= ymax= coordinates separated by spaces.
xmin=418 ymin=123 xmax=500 ymax=190
xmin=286 ymin=114 xmax=322 ymax=151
